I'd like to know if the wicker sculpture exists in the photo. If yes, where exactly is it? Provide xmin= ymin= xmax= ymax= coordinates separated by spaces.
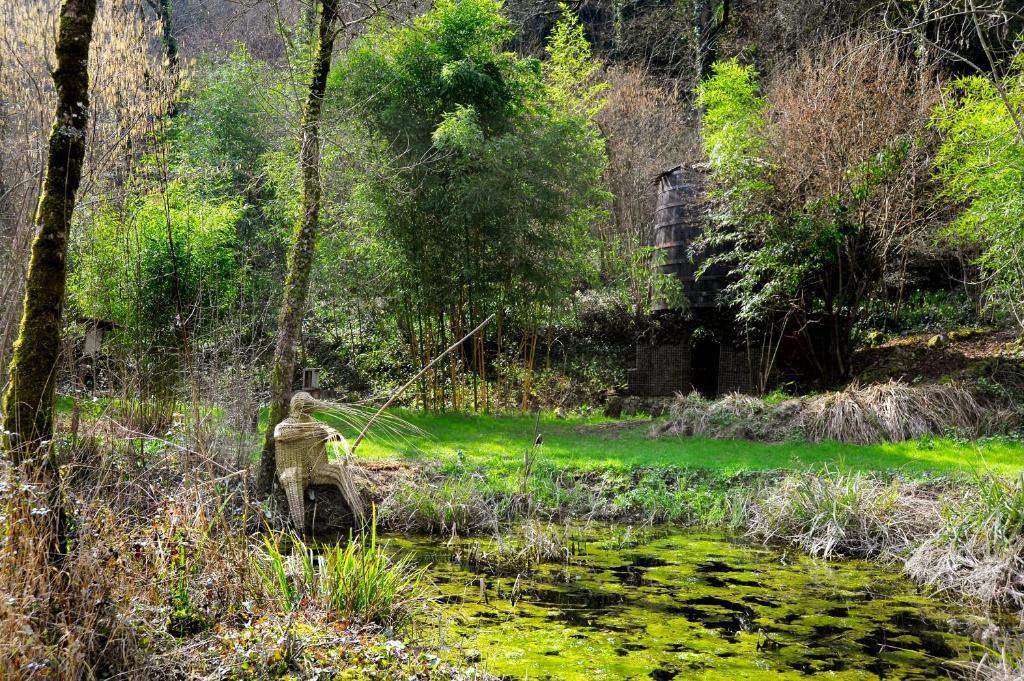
xmin=274 ymin=391 xmax=365 ymax=530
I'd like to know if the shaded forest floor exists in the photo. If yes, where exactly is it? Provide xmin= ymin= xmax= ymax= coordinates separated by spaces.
xmin=855 ymin=326 xmax=1024 ymax=387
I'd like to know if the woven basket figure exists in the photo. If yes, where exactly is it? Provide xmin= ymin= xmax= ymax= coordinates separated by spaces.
xmin=274 ymin=391 xmax=365 ymax=529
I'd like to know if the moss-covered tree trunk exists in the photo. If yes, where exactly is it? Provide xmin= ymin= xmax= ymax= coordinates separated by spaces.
xmin=3 ymin=0 xmax=97 ymax=457
xmin=2 ymin=0 xmax=98 ymax=560
xmin=258 ymin=0 xmax=339 ymax=495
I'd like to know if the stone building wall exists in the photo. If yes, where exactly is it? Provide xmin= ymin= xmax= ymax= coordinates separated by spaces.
xmin=628 ymin=343 xmax=756 ymax=397
xmin=627 ymin=344 xmax=692 ymax=396
xmin=718 ymin=348 xmax=754 ymax=394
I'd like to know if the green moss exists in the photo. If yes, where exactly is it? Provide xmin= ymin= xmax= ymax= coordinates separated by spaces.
xmin=388 ymin=525 xmax=999 ymax=680
xmin=167 ymin=604 xmax=210 ymax=638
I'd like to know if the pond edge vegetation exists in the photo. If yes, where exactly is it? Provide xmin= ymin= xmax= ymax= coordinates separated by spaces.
xmin=378 ymin=459 xmax=1024 ymax=616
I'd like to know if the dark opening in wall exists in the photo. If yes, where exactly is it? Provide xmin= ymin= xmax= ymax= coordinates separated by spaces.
xmin=690 ymin=338 xmax=720 ymax=398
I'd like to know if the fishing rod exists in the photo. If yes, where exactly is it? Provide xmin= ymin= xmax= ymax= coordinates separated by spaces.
xmin=349 ymin=313 xmax=496 ymax=454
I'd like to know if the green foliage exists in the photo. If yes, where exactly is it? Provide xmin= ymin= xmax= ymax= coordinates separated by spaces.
xmin=696 ymin=57 xmax=927 ymax=383
xmin=166 ymin=529 xmax=211 ymax=637
xmin=698 ymin=62 xmax=917 ymax=322
xmin=611 ymin=469 xmax=748 ymax=526
xmin=331 ymin=0 xmax=607 ymax=336
xmin=694 ymin=60 xmax=777 ymax=317
xmin=173 ymin=52 xmax=296 ymax=306
xmin=695 ymin=59 xmax=772 ymax=228
xmin=70 ymin=181 xmax=242 ymax=341
xmin=858 ymin=289 xmax=979 ymax=334
xmin=173 ymin=48 xmax=277 ymax=185
xmin=384 ymin=475 xmax=503 ymax=534
xmin=932 ymin=62 xmax=1024 ymax=327
xmin=67 ymin=49 xmax=297 ymax=394
xmin=543 ymin=4 xmax=607 ymax=117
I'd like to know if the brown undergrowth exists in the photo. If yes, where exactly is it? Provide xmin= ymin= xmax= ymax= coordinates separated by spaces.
xmin=0 ymin=416 xmax=460 ymax=680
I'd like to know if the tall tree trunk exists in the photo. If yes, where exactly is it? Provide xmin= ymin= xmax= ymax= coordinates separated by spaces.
xmin=1 ymin=0 xmax=98 ymax=560
xmin=3 ymin=0 xmax=97 ymax=458
xmin=258 ymin=0 xmax=338 ymax=495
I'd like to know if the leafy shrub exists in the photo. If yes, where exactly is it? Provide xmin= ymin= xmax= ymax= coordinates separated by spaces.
xmin=696 ymin=38 xmax=937 ymax=385
xmin=932 ymin=59 xmax=1024 ymax=329
xmin=70 ymin=181 xmax=242 ymax=343
xmin=174 ymin=48 xmax=276 ymax=180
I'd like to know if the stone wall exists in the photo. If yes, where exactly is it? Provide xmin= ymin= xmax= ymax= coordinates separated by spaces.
xmin=627 ymin=344 xmax=692 ymax=396
xmin=718 ymin=348 xmax=754 ymax=394
xmin=628 ymin=343 xmax=756 ymax=397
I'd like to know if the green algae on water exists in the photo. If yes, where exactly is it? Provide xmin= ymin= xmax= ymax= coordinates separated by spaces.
xmin=387 ymin=525 xmax=1004 ymax=680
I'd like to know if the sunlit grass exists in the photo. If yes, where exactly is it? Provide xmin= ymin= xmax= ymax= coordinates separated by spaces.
xmin=61 ymin=396 xmax=1024 ymax=477
xmin=328 ymin=409 xmax=1024 ymax=479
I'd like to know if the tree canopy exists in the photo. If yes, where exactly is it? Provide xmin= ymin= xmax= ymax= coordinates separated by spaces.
xmin=331 ymin=0 xmax=608 ymax=330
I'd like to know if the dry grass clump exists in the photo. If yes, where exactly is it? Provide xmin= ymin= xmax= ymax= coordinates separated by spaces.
xmin=906 ymin=475 xmax=1024 ymax=610
xmin=661 ymin=381 xmax=987 ymax=444
xmin=747 ymin=469 xmax=944 ymax=559
xmin=661 ymin=391 xmax=802 ymax=441
xmin=0 ymin=465 xmax=140 ymax=678
xmin=802 ymin=381 xmax=984 ymax=444
xmin=0 ymin=437 xmax=262 ymax=679
xmin=966 ymin=640 xmax=1024 ymax=681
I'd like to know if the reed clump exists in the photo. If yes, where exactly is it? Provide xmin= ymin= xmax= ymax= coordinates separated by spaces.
xmin=966 ymin=640 xmax=1024 ymax=681
xmin=745 ymin=468 xmax=1024 ymax=614
xmin=253 ymin=516 xmax=428 ymax=630
xmin=455 ymin=520 xmax=577 ymax=574
xmin=382 ymin=474 xmax=504 ymax=535
xmin=747 ymin=468 xmax=944 ymax=559
xmin=906 ymin=474 xmax=1024 ymax=610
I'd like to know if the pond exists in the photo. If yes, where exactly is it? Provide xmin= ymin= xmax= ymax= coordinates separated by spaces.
xmin=386 ymin=524 xmax=1002 ymax=680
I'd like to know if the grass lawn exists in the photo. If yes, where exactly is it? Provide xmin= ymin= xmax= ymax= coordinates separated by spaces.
xmin=57 ymin=395 xmax=1023 ymax=478
xmin=332 ymin=409 xmax=1024 ymax=478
